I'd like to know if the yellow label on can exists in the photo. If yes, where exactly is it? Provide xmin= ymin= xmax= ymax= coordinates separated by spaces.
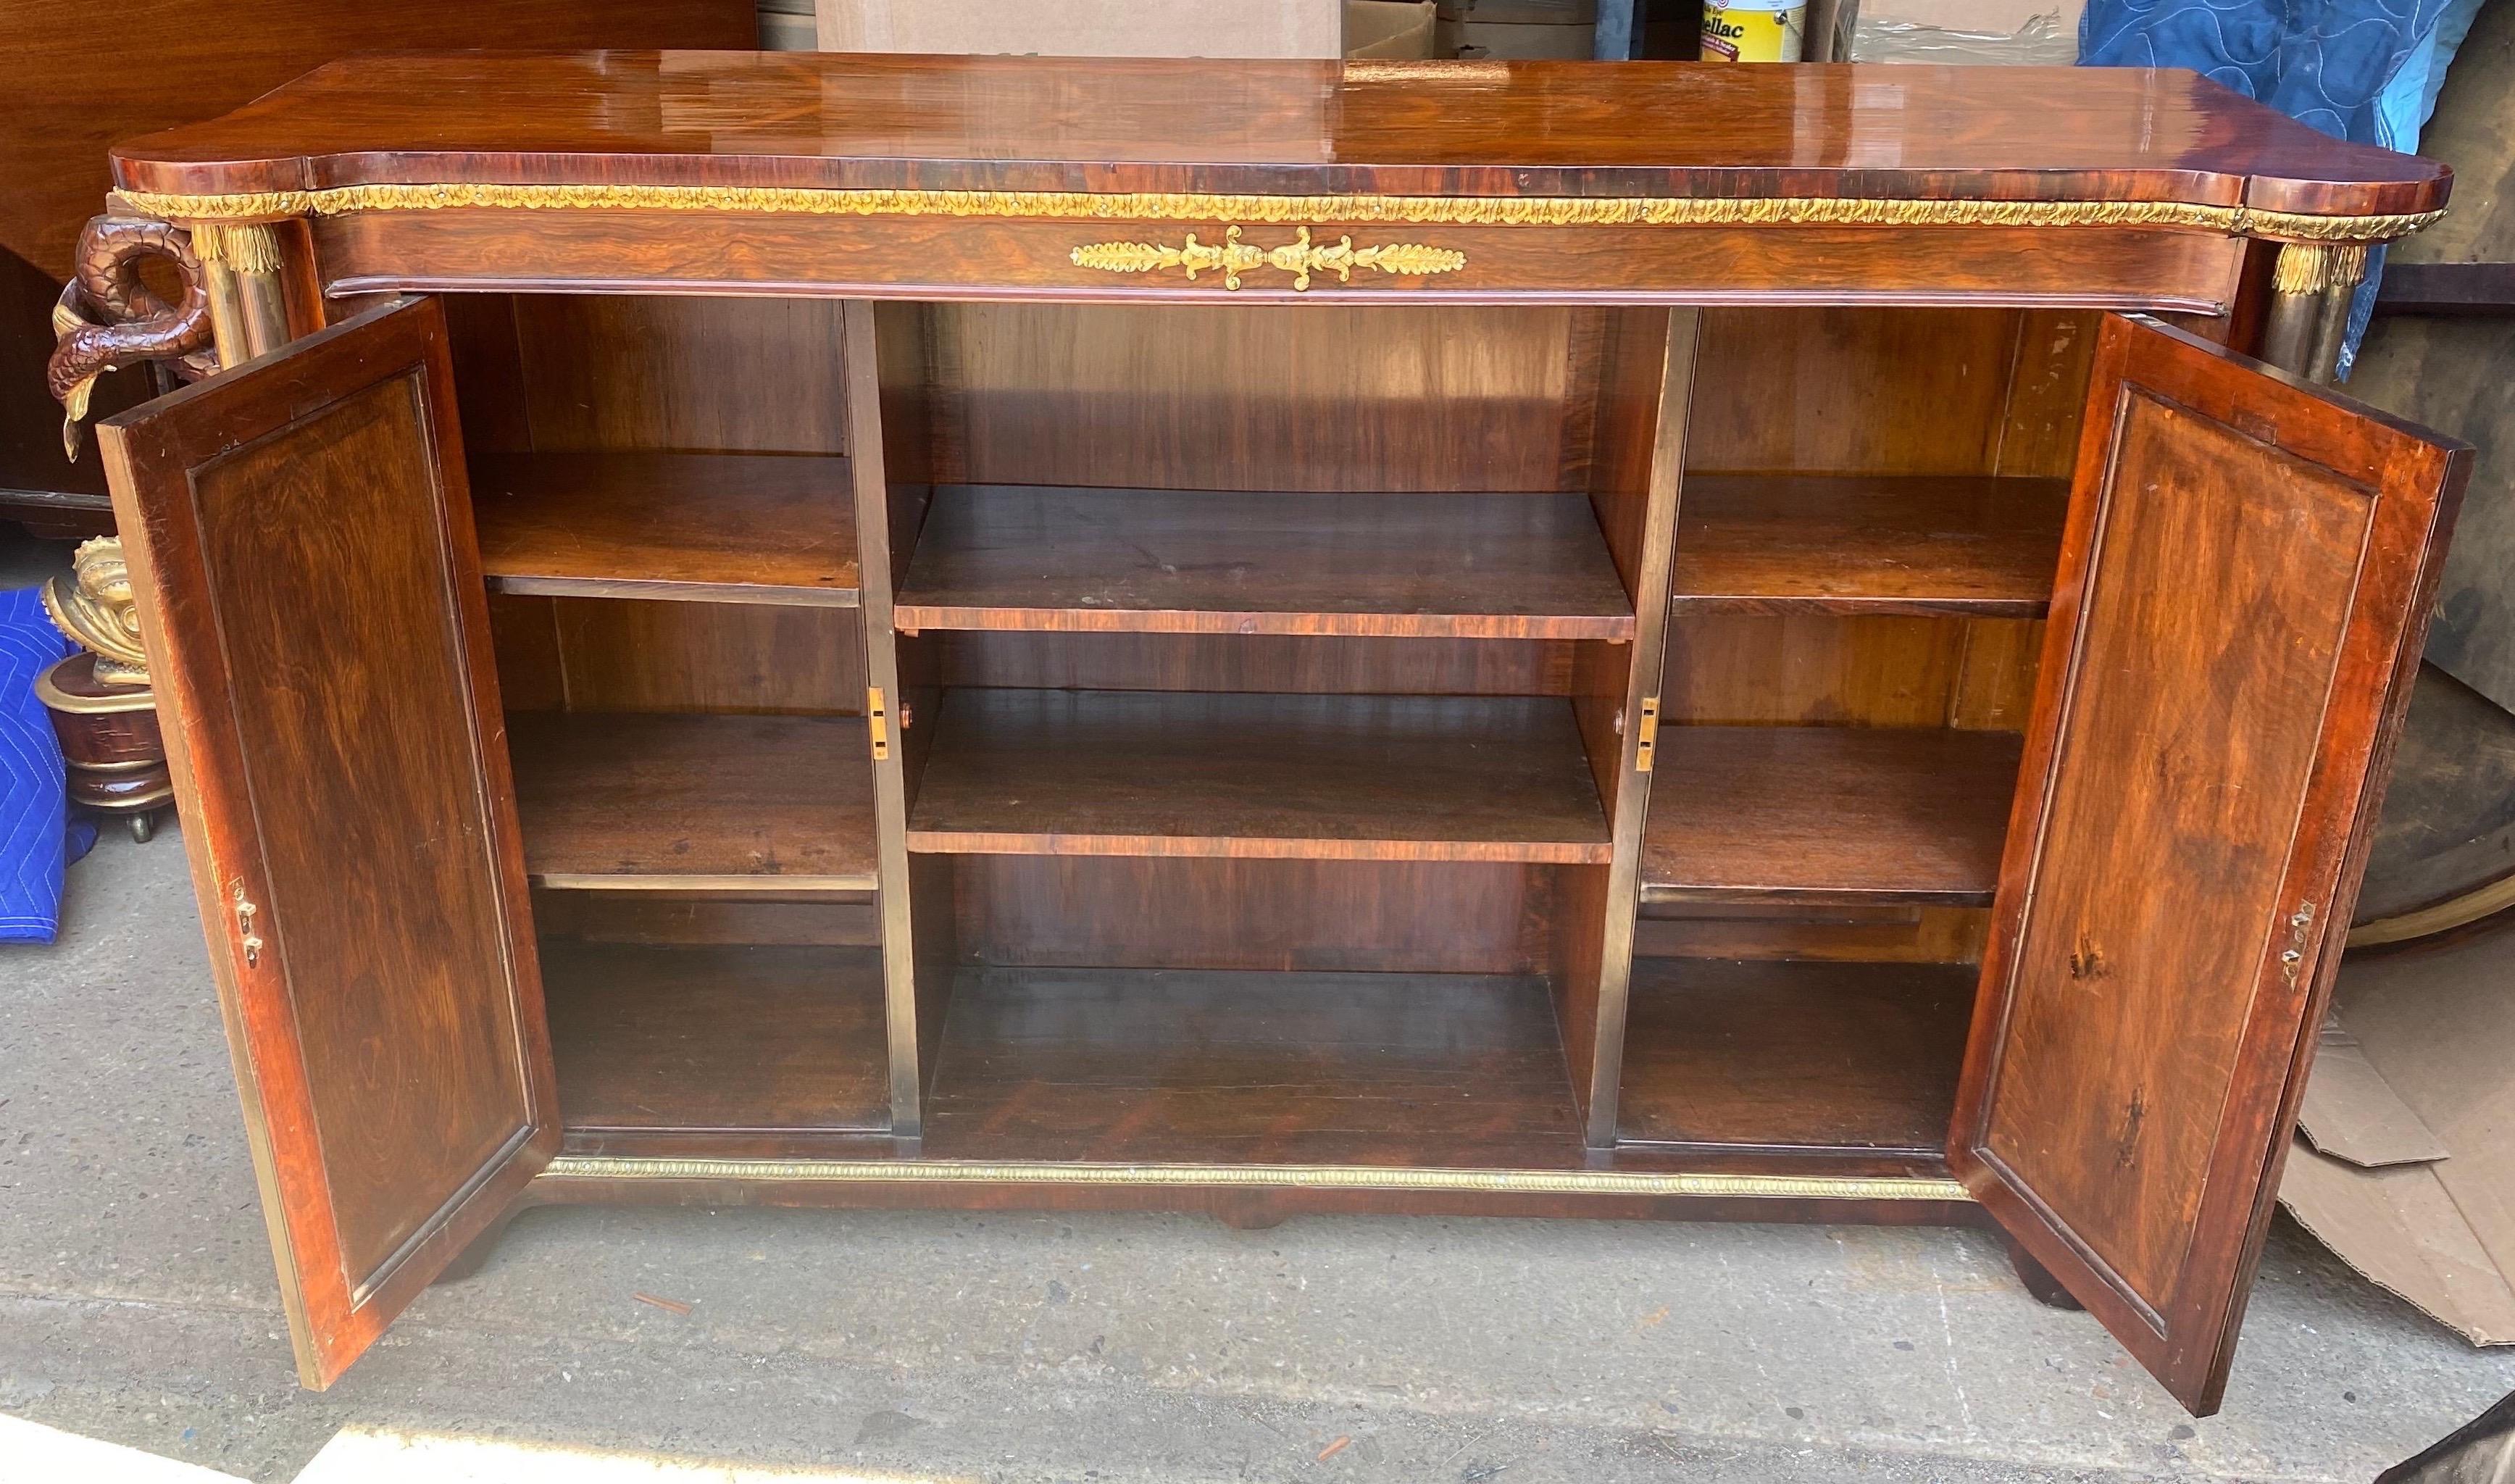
xmin=1701 ymin=0 xmax=1805 ymax=61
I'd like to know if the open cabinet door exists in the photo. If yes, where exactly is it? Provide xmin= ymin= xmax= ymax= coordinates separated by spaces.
xmin=1951 ymin=314 xmax=2468 ymax=1414
xmin=99 ymin=297 xmax=555 ymax=1388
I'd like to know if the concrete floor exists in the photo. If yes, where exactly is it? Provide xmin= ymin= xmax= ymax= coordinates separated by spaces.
xmin=6 ymin=535 xmax=2515 ymax=1483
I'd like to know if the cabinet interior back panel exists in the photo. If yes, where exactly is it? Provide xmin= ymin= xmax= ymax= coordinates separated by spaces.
xmin=912 ymin=302 xmax=1607 ymax=493
xmin=1688 ymin=307 xmax=2098 ymax=479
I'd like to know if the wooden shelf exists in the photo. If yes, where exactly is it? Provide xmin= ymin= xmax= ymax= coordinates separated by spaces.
xmin=1641 ymin=727 xmax=2022 ymax=906
xmin=472 ymin=451 xmax=859 ymax=606
xmin=922 ymin=967 xmax=1581 ymax=1165
xmin=1672 ymin=475 xmax=2066 ymax=617
xmin=894 ymin=485 xmax=1635 ymax=640
xmin=543 ymin=940 xmax=890 ymax=1133
xmin=1617 ymin=958 xmax=1977 ymax=1153
xmin=510 ymin=712 xmax=878 ymax=891
xmin=907 ymin=689 xmax=1614 ymax=862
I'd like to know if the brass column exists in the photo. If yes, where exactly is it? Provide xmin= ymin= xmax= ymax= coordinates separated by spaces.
xmin=190 ymin=220 xmax=297 ymax=366
xmin=2260 ymin=242 xmax=2369 ymax=383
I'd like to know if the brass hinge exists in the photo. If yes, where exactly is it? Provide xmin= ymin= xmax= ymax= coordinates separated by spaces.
xmin=867 ymin=685 xmax=891 ymax=762
xmin=1634 ymin=695 xmax=1661 ymax=774
xmin=231 ymin=880 xmax=263 ymax=969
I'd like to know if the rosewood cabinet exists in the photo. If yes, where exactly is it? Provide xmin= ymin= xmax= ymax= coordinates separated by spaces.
xmin=69 ymin=54 xmax=2469 ymax=1410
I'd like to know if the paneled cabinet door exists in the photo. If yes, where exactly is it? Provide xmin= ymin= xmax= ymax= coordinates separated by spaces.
xmin=1953 ymin=314 xmax=2469 ymax=1414
xmin=99 ymin=296 xmax=554 ymax=1389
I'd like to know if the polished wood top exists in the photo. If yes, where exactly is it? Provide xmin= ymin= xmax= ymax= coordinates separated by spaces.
xmin=110 ymin=53 xmax=2447 ymax=220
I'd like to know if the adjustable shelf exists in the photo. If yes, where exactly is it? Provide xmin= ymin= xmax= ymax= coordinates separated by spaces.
xmin=509 ymin=712 xmax=878 ymax=891
xmin=1640 ymin=726 xmax=2024 ymax=906
xmin=472 ymin=451 xmax=859 ymax=606
xmin=1672 ymin=475 xmax=2068 ymax=617
xmin=906 ymin=688 xmax=1614 ymax=862
xmin=920 ymin=967 xmax=1583 ymax=1165
xmin=1618 ymin=958 xmax=1977 ymax=1154
xmin=893 ymin=485 xmax=1635 ymax=640
xmin=542 ymin=939 xmax=890 ymax=1133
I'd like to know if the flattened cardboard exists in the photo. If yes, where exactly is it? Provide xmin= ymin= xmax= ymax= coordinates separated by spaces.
xmin=2298 ymin=1020 xmax=2452 ymax=1167
xmin=817 ymin=0 xmax=1342 ymax=57
xmin=2284 ymin=1144 xmax=2515 ymax=1344
xmin=2282 ymin=928 xmax=2515 ymax=1345
xmin=1348 ymin=1 xmax=1439 ymax=58
xmin=1440 ymin=17 xmax=1596 ymax=56
xmin=1437 ymin=0 xmax=1596 ymax=22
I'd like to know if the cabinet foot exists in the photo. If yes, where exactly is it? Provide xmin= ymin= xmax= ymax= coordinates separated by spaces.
xmin=434 ymin=1206 xmax=526 ymax=1285
xmin=1209 ymin=1193 xmax=1289 ymax=1230
xmin=2004 ymin=1236 xmax=2085 ymax=1311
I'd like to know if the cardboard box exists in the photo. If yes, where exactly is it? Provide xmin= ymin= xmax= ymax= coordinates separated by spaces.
xmin=817 ymin=0 xmax=1342 ymax=57
xmin=1439 ymin=17 xmax=1596 ymax=57
xmin=1840 ymin=0 xmax=2083 ymax=63
xmin=2280 ymin=930 xmax=2515 ymax=1345
xmin=1438 ymin=0 xmax=1596 ymax=22
xmin=1348 ymin=0 xmax=1439 ymax=59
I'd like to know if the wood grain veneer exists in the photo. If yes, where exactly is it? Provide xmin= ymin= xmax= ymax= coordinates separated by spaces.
xmin=1672 ymin=475 xmax=2066 ymax=617
xmin=310 ymin=212 xmax=2253 ymax=309
xmin=909 ymin=303 xmax=1598 ymax=495
xmin=514 ymin=599 xmax=867 ymax=717
xmin=935 ymin=631 xmax=1577 ymax=698
xmin=1953 ymin=315 xmax=2469 ymax=1412
xmin=85 ymin=46 xmax=2474 ymax=1413
xmin=1641 ymin=727 xmax=2024 ymax=906
xmin=894 ymin=485 xmax=1634 ymax=640
xmin=543 ymin=940 xmax=889 ymax=1133
xmin=505 ymin=294 xmax=852 ymax=454
xmin=109 ymin=56 xmax=2445 ymax=220
xmin=508 ymin=712 xmax=877 ymax=890
xmin=920 ymin=967 xmax=1581 ymax=1167
xmin=473 ymin=451 xmax=859 ymax=606
xmin=945 ymin=855 xmax=1554 ymax=977
xmin=906 ymin=689 xmax=1613 ymax=864
xmin=98 ymin=299 xmax=555 ymax=1388
xmin=1619 ymin=958 xmax=1976 ymax=1153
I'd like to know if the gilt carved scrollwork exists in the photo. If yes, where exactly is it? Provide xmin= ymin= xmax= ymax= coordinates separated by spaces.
xmin=45 ymin=215 xmax=217 ymax=459
xmin=1071 ymin=225 xmax=1466 ymax=291
xmin=42 ymin=537 xmax=149 ymax=687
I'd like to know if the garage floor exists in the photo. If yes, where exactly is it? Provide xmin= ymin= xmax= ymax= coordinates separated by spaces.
xmin=5 ymin=538 xmax=2514 ymax=1484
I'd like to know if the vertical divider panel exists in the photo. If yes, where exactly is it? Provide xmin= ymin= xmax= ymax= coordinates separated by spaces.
xmin=843 ymin=299 xmax=949 ymax=1139
xmin=1556 ymin=307 xmax=1699 ymax=1148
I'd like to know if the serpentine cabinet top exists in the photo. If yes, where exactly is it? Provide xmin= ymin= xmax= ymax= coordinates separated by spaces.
xmin=111 ymin=52 xmax=2447 ymax=231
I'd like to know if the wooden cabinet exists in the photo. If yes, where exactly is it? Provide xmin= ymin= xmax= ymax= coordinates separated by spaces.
xmin=74 ymin=54 xmax=2468 ymax=1411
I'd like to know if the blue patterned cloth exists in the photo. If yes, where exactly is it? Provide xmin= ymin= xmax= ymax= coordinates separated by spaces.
xmin=1 ymin=588 xmax=91 ymax=944
xmin=2082 ymin=0 xmax=2487 ymax=376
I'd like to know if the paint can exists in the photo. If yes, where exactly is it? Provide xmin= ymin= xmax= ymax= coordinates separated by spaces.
xmin=1701 ymin=0 xmax=1805 ymax=60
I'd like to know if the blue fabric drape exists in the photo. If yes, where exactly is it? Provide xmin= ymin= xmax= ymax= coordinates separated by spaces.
xmin=1 ymin=588 xmax=93 ymax=945
xmin=2080 ymin=0 xmax=2488 ymax=376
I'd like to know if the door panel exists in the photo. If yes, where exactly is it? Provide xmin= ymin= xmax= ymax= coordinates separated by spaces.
xmin=99 ymin=296 xmax=554 ymax=1388
xmin=1953 ymin=314 xmax=2468 ymax=1414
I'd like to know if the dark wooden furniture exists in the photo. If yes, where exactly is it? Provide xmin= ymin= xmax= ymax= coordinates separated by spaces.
xmin=34 ymin=535 xmax=172 ymax=839
xmin=0 ymin=0 xmax=754 ymax=536
xmin=66 ymin=54 xmax=2469 ymax=1414
xmin=35 ymin=652 xmax=172 ymax=840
